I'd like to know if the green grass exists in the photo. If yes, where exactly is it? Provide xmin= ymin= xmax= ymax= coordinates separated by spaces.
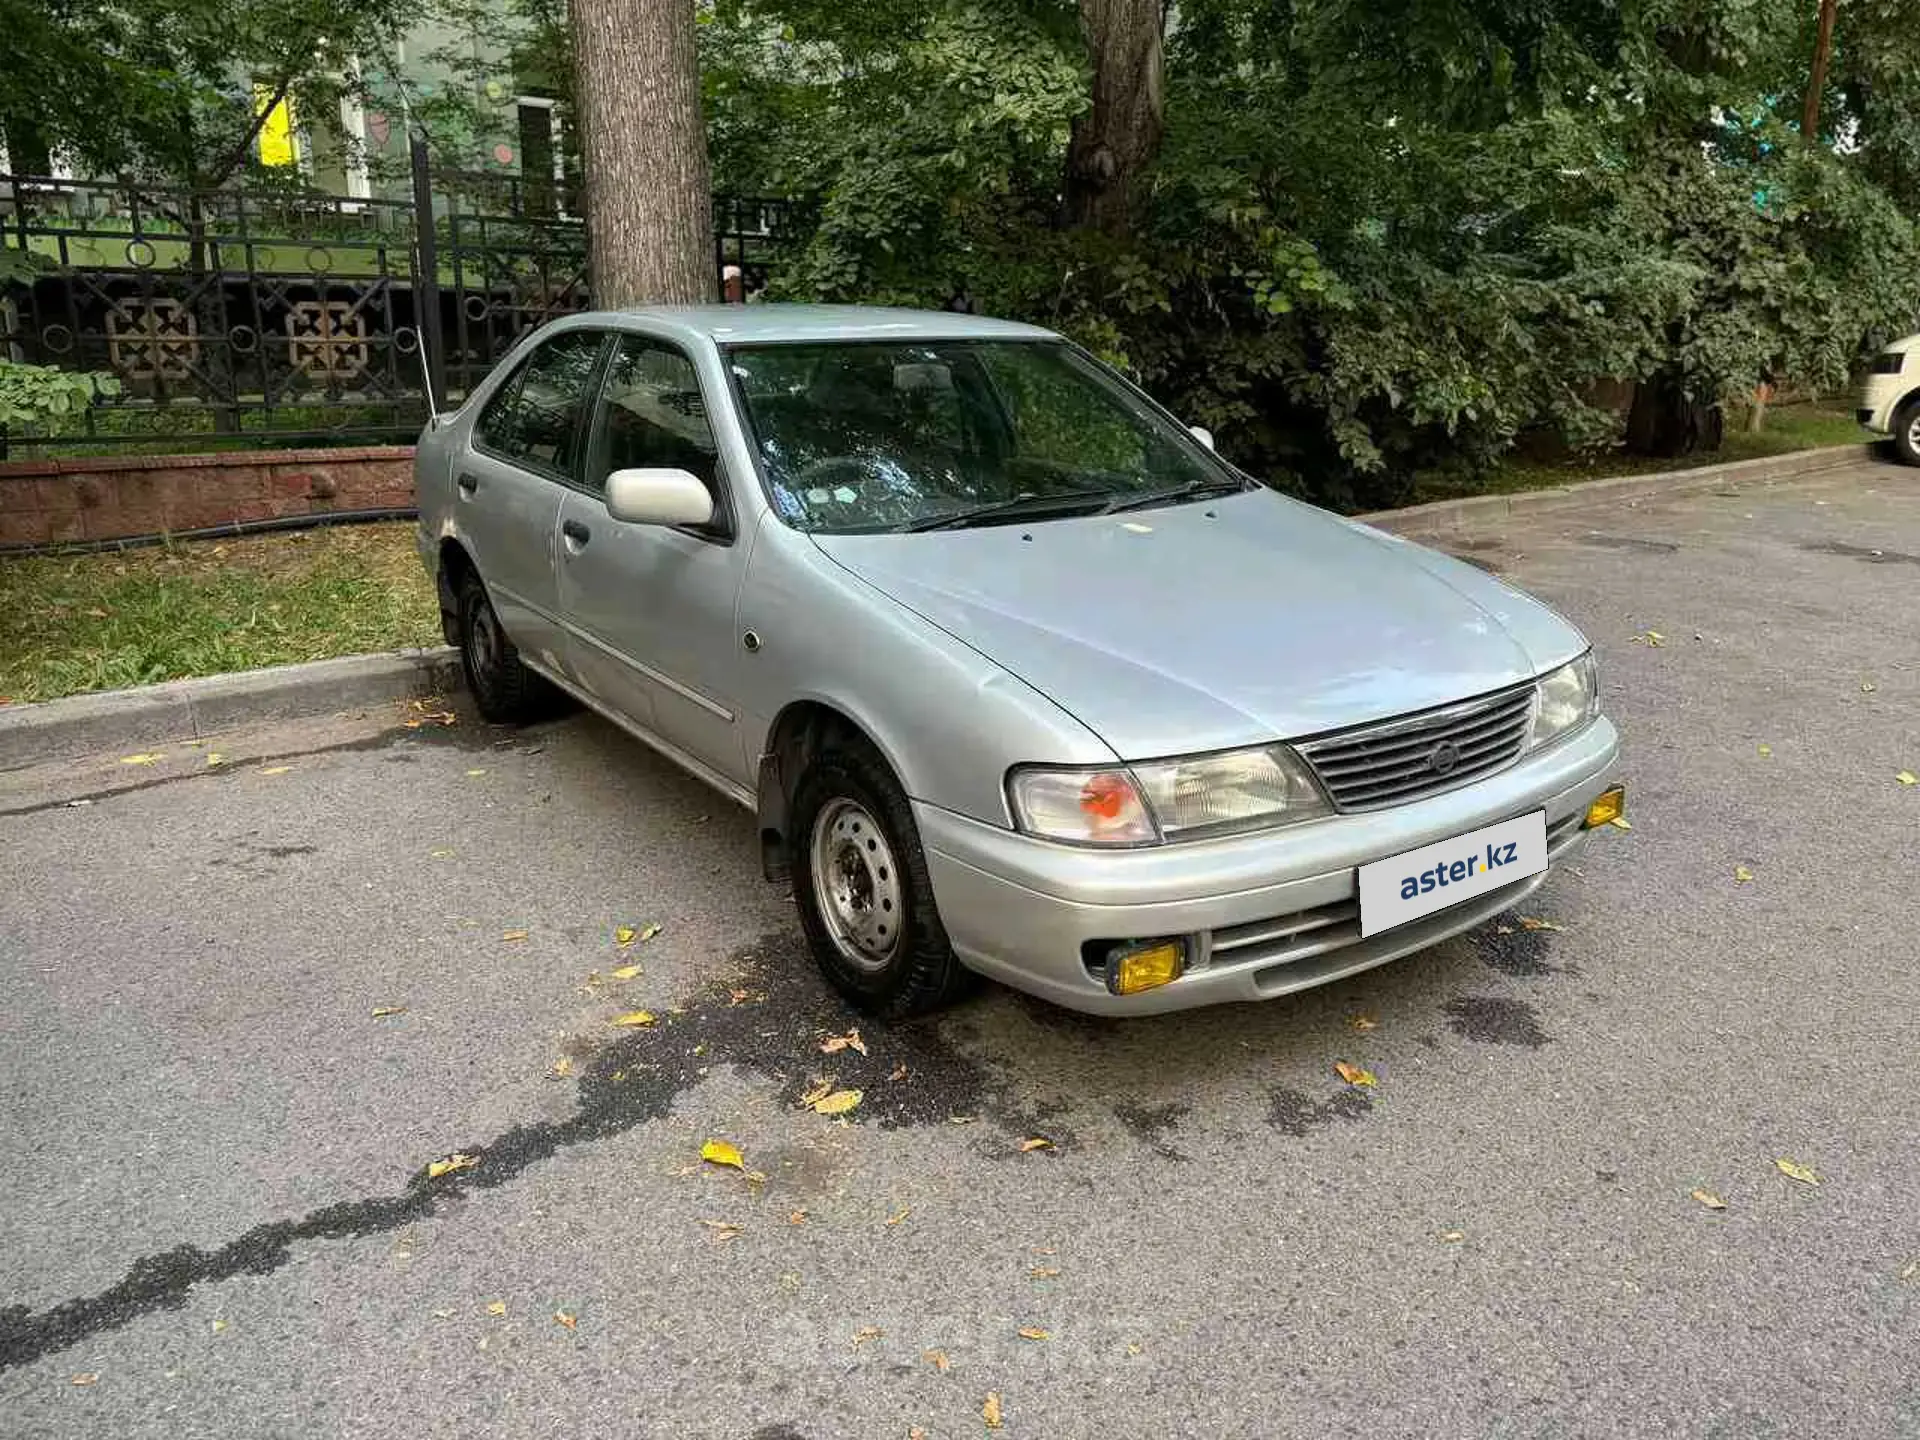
xmin=0 ymin=522 xmax=442 ymax=704
xmin=1410 ymin=398 xmax=1870 ymax=504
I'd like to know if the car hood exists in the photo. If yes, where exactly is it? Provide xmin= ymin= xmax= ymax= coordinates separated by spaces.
xmin=810 ymin=490 xmax=1588 ymax=760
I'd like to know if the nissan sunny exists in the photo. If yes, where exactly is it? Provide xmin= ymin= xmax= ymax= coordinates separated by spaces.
xmin=415 ymin=305 xmax=1622 ymax=1016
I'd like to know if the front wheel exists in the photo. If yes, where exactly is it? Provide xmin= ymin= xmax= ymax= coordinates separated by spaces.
xmin=1893 ymin=398 xmax=1920 ymax=466
xmin=789 ymin=740 xmax=976 ymax=1017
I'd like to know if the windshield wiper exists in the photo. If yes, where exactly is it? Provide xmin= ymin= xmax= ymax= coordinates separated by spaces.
xmin=900 ymin=488 xmax=1114 ymax=533
xmin=1099 ymin=475 xmax=1251 ymax=515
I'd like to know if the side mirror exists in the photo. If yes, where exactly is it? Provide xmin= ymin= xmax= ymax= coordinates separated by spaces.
xmin=605 ymin=468 xmax=715 ymax=527
xmin=1188 ymin=425 xmax=1215 ymax=451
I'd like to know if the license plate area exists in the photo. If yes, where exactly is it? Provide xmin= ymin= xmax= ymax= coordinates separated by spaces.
xmin=1356 ymin=811 xmax=1548 ymax=938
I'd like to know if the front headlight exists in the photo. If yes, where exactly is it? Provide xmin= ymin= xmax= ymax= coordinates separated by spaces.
xmin=1531 ymin=652 xmax=1599 ymax=747
xmin=1007 ymin=746 xmax=1330 ymax=846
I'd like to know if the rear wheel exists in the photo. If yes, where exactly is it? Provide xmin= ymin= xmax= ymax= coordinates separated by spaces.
xmin=789 ymin=739 xmax=976 ymax=1017
xmin=1894 ymin=397 xmax=1920 ymax=466
xmin=456 ymin=571 xmax=547 ymax=724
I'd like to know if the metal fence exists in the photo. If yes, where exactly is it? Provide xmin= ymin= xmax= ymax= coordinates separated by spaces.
xmin=0 ymin=150 xmax=806 ymax=454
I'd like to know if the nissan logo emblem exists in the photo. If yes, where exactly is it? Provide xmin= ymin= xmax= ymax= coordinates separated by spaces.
xmin=1428 ymin=741 xmax=1461 ymax=775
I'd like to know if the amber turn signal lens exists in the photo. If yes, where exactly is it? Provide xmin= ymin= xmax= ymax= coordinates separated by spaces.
xmin=1583 ymin=785 xmax=1626 ymax=829
xmin=1105 ymin=940 xmax=1186 ymax=996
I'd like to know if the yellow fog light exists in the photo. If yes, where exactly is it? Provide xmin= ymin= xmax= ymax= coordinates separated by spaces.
xmin=1583 ymin=785 xmax=1626 ymax=829
xmin=1105 ymin=940 xmax=1186 ymax=996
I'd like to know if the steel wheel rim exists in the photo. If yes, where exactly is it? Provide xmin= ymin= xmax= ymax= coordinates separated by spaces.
xmin=809 ymin=797 xmax=903 ymax=972
xmin=1907 ymin=413 xmax=1920 ymax=452
xmin=469 ymin=600 xmax=502 ymax=683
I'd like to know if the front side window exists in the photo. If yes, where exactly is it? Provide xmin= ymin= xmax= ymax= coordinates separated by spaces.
xmin=586 ymin=336 xmax=719 ymax=497
xmin=475 ymin=329 xmax=605 ymax=476
xmin=726 ymin=340 xmax=1236 ymax=533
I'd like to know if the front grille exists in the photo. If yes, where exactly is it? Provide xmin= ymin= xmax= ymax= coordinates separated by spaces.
xmin=1296 ymin=684 xmax=1535 ymax=812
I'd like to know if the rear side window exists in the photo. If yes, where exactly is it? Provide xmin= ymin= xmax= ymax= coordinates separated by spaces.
xmin=475 ymin=330 xmax=605 ymax=476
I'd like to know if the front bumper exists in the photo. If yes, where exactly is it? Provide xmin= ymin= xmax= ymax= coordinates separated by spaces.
xmin=1856 ymin=373 xmax=1912 ymax=434
xmin=919 ymin=716 xmax=1620 ymax=1015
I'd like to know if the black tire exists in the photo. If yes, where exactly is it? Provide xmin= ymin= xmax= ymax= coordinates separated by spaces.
xmin=789 ymin=739 xmax=977 ymax=1017
xmin=1893 ymin=397 xmax=1920 ymax=467
xmin=456 ymin=571 xmax=547 ymax=724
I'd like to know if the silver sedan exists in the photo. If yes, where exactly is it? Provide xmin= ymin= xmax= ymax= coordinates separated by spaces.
xmin=415 ymin=305 xmax=1622 ymax=1016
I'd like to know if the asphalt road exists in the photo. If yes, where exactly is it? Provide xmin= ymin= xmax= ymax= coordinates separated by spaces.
xmin=3 ymin=459 xmax=1917 ymax=1439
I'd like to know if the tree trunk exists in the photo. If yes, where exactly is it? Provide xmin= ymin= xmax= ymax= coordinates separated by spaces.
xmin=1802 ymin=0 xmax=1839 ymax=143
xmin=1064 ymin=0 xmax=1165 ymax=236
xmin=570 ymin=0 xmax=714 ymax=306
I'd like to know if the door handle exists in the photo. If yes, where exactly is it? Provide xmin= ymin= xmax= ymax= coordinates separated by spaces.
xmin=456 ymin=472 xmax=479 ymax=496
xmin=561 ymin=518 xmax=591 ymax=550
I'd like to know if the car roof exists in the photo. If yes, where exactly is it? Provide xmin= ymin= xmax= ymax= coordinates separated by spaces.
xmin=583 ymin=304 xmax=1059 ymax=346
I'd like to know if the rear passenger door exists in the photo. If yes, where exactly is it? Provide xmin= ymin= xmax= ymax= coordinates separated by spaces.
xmin=457 ymin=328 xmax=607 ymax=677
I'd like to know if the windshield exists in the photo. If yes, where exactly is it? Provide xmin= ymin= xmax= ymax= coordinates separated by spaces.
xmin=725 ymin=339 xmax=1240 ymax=533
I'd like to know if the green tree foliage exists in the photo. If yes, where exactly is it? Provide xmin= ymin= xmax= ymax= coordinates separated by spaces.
xmin=701 ymin=0 xmax=1920 ymax=504
xmin=0 ymin=0 xmax=409 ymax=187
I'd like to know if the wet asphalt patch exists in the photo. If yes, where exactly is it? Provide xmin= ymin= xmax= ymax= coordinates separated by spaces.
xmin=1265 ymin=1085 xmax=1374 ymax=1136
xmin=1441 ymin=995 xmax=1550 ymax=1048
xmin=1800 ymin=539 xmax=1920 ymax=565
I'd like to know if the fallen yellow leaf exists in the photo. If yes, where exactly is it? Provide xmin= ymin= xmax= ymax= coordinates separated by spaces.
xmin=1861 ymin=679 xmax=1878 ymax=693
xmin=211 ymin=1318 xmax=227 ymax=1333
xmin=614 ymin=926 xmax=637 ymax=946
xmin=1897 ymin=771 xmax=1918 ymax=786
xmin=501 ymin=928 xmax=530 ymax=942
xmin=466 ymin=768 xmax=486 ymax=777
xmin=1631 ymin=629 xmax=1665 ymax=647
xmin=1775 ymin=1157 xmax=1820 ymax=1185
xmin=486 ymin=1301 xmax=507 ymax=1316
xmin=911 ymin=1428 xmax=927 ymax=1440
xmin=923 ymin=1348 xmax=950 ymax=1371
xmin=609 ymin=963 xmax=643 ymax=981
xmin=205 ymin=752 xmax=225 ymax=767
xmin=1440 ymin=1230 xmax=1465 ymax=1243
xmin=370 ymin=1006 xmax=406 ymax=1018
xmin=119 ymin=753 xmax=164 ymax=766
xmin=813 ymin=1088 xmax=863 ymax=1115
xmin=885 ymin=1206 xmax=911 ymax=1226
xmin=426 ymin=1152 xmax=479 ymax=1179
xmin=554 ymin=1310 xmax=577 ymax=1330
xmin=820 ymin=1028 xmax=868 ymax=1056
xmin=1348 ymin=1013 xmax=1379 ymax=1031
xmin=1900 ymin=1259 xmax=1918 ymax=1282
xmin=259 ymin=765 xmax=292 ymax=776
xmin=71 ymin=1373 xmax=99 ymax=1386
xmin=1518 ymin=916 xmax=1563 ymax=932
xmin=788 ymin=1209 xmax=808 ymax=1224
xmin=1757 ymin=743 xmax=1773 ymax=757
xmin=701 ymin=1139 xmax=745 ymax=1170
xmin=432 ymin=1306 xmax=456 ymax=1319
xmin=983 ymin=1392 xmax=1004 ymax=1430
xmin=1019 ymin=1136 xmax=1052 ymax=1152
xmin=636 ymin=922 xmax=662 ymax=942
xmin=1691 ymin=1187 xmax=1727 ymax=1210
xmin=1030 ymin=1267 xmax=1060 ymax=1279
xmin=430 ymin=847 xmax=455 ymax=859
xmin=888 ymin=1063 xmax=909 ymax=1081
xmin=1017 ymin=1326 xmax=1049 ymax=1341
xmin=1734 ymin=865 xmax=1754 ymax=883
xmin=700 ymin=1219 xmax=742 ymax=1240
xmin=1334 ymin=1061 xmax=1377 ymax=1088
xmin=853 ymin=1325 xmax=882 ymax=1345
xmin=611 ymin=1010 xmax=656 ymax=1027
xmin=1608 ymin=816 xmax=1632 ymax=830
xmin=550 ymin=1056 xmax=573 ymax=1079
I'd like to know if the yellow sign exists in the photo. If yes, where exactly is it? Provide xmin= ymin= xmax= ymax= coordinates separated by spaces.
xmin=254 ymin=85 xmax=298 ymax=167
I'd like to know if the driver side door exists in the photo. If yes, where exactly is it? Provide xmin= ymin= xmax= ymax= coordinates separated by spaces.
xmin=556 ymin=332 xmax=753 ymax=794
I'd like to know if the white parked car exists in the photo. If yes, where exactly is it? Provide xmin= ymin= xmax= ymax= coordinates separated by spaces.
xmin=1857 ymin=333 xmax=1920 ymax=464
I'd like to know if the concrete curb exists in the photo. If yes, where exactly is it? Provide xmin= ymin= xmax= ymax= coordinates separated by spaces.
xmin=0 ymin=647 xmax=462 ymax=771
xmin=1358 ymin=443 xmax=1878 ymax=539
